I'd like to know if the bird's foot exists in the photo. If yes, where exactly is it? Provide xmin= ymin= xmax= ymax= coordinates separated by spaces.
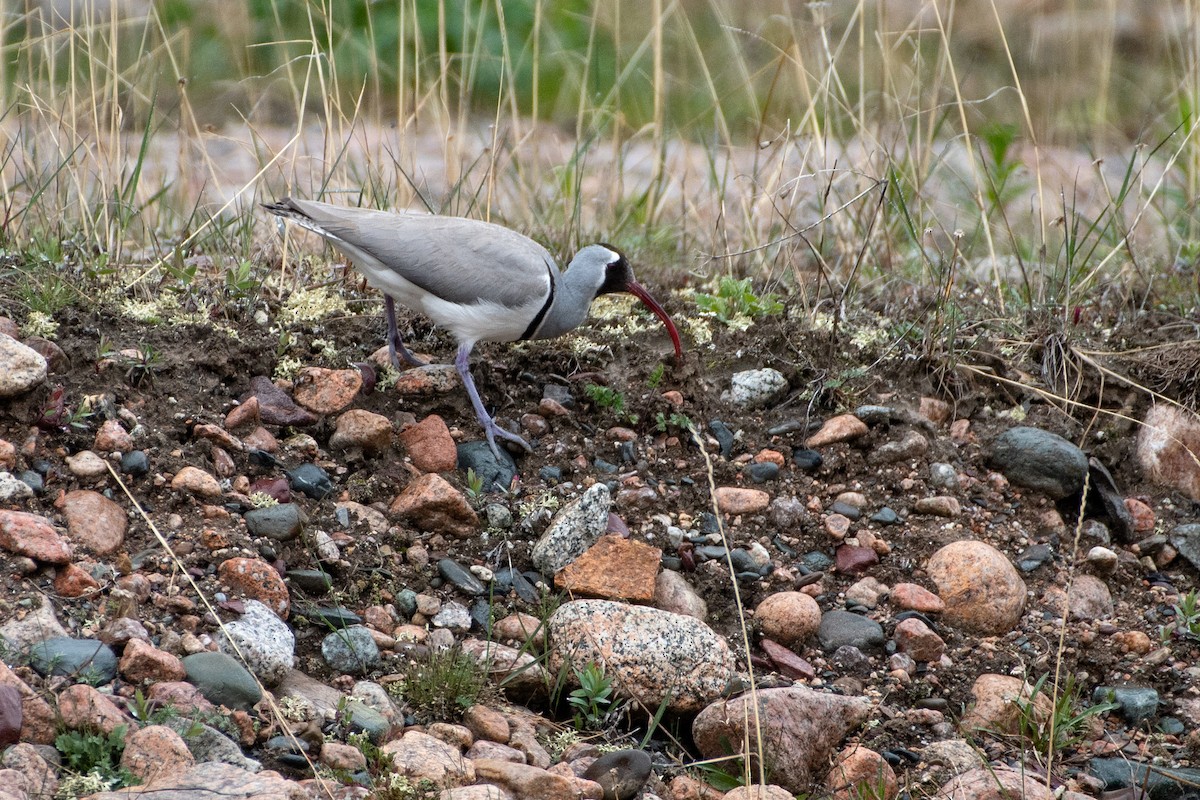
xmin=483 ymin=420 xmax=532 ymax=462
xmin=388 ymin=338 xmax=428 ymax=369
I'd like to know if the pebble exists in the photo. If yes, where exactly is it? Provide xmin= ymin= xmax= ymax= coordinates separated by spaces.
xmin=28 ymin=637 xmax=118 ymax=682
xmin=727 ymin=368 xmax=788 ymax=408
xmin=927 ymin=540 xmax=1026 ymax=634
xmin=913 ymin=495 xmax=960 ymax=517
xmin=929 ymin=462 xmax=959 ymax=488
xmin=431 ymin=601 xmax=473 ymax=633
xmin=828 ymin=500 xmax=860 ymax=519
xmin=398 ymin=414 xmax=459 ymax=472
xmin=243 ymin=504 xmax=306 ymax=541
xmin=869 ymin=430 xmax=929 ymax=464
xmin=818 ymin=610 xmax=885 ymax=652
xmin=15 ymin=470 xmax=43 ymax=495
xmin=286 ymin=463 xmax=334 ymax=500
xmin=871 ymin=507 xmax=899 ymax=525
xmin=244 ymin=375 xmax=317 ymax=426
xmin=708 ymin=420 xmax=735 ymax=457
xmin=391 ymin=363 xmax=460 ymax=395
xmin=550 ymin=600 xmax=734 ymax=713
xmin=214 ymin=600 xmax=295 ymax=685
xmin=715 ymin=487 xmax=770 ymax=515
xmin=181 ymin=651 xmax=262 ymax=710
xmin=986 ymin=426 xmax=1088 ymax=500
xmin=439 ymin=558 xmax=487 ymax=595
xmin=555 ymin=534 xmax=662 ymax=601
xmin=1135 ymin=405 xmax=1200 ymax=503
xmin=457 ymin=441 xmax=518 ymax=492
xmin=529 ymin=483 xmax=612 ymax=575
xmin=853 ymin=405 xmax=893 ymax=425
xmin=756 ymin=591 xmax=822 ymax=647
xmin=792 ymin=448 xmax=823 ymax=471
xmin=583 ymin=749 xmax=652 ymax=800
xmin=65 ymin=450 xmax=108 ymax=478
xmin=1016 ymin=543 xmax=1053 ymax=572
xmin=218 ymin=556 xmax=291 ymax=619
xmin=891 ymin=583 xmax=945 ymax=613
xmin=1093 ymin=685 xmax=1158 ymax=724
xmin=321 ymin=625 xmax=380 ymax=674
xmin=0 ymin=472 xmax=32 ymax=502
xmin=329 ymin=409 xmax=394 ymax=455
xmin=0 ymin=334 xmax=47 ymax=397
xmin=389 ymin=473 xmax=479 ymax=538
xmin=746 ymin=461 xmax=779 ymax=483
xmin=806 ymin=415 xmax=869 ymax=448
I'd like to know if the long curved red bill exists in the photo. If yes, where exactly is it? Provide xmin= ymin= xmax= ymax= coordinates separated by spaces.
xmin=626 ymin=280 xmax=683 ymax=359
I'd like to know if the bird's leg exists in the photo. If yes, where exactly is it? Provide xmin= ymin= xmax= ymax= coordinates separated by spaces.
xmin=384 ymin=294 xmax=427 ymax=368
xmin=454 ymin=343 xmax=531 ymax=460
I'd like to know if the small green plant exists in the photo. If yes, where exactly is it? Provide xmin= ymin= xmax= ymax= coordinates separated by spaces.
xmin=647 ymin=362 xmax=665 ymax=389
xmin=396 ymin=647 xmax=489 ymax=722
xmin=463 ymin=467 xmax=485 ymax=499
xmin=1011 ymin=674 xmax=1119 ymax=759
xmin=654 ymin=411 xmax=693 ymax=433
xmin=55 ymin=725 xmax=137 ymax=792
xmin=1171 ymin=590 xmax=1200 ymax=639
xmin=694 ymin=277 xmax=784 ymax=328
xmin=567 ymin=662 xmax=617 ymax=730
xmin=585 ymin=383 xmax=626 ymax=415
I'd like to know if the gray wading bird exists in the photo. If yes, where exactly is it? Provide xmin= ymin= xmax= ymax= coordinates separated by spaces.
xmin=263 ymin=198 xmax=683 ymax=459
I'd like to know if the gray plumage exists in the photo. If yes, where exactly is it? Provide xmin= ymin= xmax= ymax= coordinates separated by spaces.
xmin=263 ymin=196 xmax=682 ymax=459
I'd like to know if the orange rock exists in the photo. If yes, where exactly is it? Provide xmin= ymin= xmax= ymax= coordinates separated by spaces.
xmin=919 ymin=396 xmax=952 ymax=425
xmin=891 ymin=583 xmax=945 ymax=613
xmin=224 ymin=396 xmax=260 ymax=431
xmin=754 ymin=591 xmax=821 ymax=647
xmin=714 ymin=487 xmax=770 ymax=516
xmin=398 ymin=415 xmax=456 ymax=472
xmin=119 ymin=638 xmax=186 ymax=683
xmin=753 ymin=449 xmax=786 ymax=467
xmin=926 ymin=540 xmax=1025 ymax=634
xmin=53 ymin=563 xmax=100 ymax=598
xmin=57 ymin=684 xmax=128 ymax=734
xmin=217 ymin=557 xmax=290 ymax=619
xmin=93 ymin=419 xmax=134 ymax=453
xmin=555 ymin=535 xmax=661 ymax=602
xmin=61 ymin=490 xmax=127 ymax=555
xmin=825 ymin=745 xmax=898 ymax=800
xmin=805 ymin=414 xmax=869 ymax=448
xmin=0 ymin=510 xmax=72 ymax=564
xmin=389 ymin=473 xmax=479 ymax=537
xmin=121 ymin=725 xmax=194 ymax=784
xmin=292 ymin=366 xmax=363 ymax=414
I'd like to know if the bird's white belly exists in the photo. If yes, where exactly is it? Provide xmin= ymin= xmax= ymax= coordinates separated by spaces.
xmin=353 ymin=253 xmax=539 ymax=345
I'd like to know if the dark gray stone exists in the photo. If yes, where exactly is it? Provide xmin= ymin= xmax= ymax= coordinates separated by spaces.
xmin=27 ymin=638 xmax=117 ymax=684
xmin=182 ymin=651 xmax=262 ymax=710
xmin=792 ymin=448 xmax=823 ymax=471
xmin=286 ymin=569 xmax=333 ymax=595
xmin=321 ymin=626 xmax=380 ymax=675
xmin=802 ymin=551 xmax=834 ymax=572
xmin=1093 ymin=685 xmax=1159 ymax=724
xmin=818 ymin=610 xmax=885 ymax=652
xmin=244 ymin=504 xmax=306 ymax=541
xmin=746 ymin=462 xmax=779 ymax=483
xmin=1017 ymin=543 xmax=1054 ymax=572
xmin=1088 ymin=757 xmax=1200 ymax=800
xmin=871 ymin=507 xmax=899 ymax=525
xmin=829 ymin=500 xmax=860 ymax=520
xmin=119 ymin=451 xmax=150 ymax=476
xmin=1169 ymin=524 xmax=1200 ymax=571
xmin=296 ymin=605 xmax=362 ymax=629
xmin=708 ymin=421 xmax=735 ymax=458
xmin=987 ymin=427 xmax=1088 ymax=499
xmin=438 ymin=558 xmax=486 ymax=596
xmin=584 ymin=749 xmax=653 ymax=800
xmin=458 ymin=442 xmax=518 ymax=492
xmin=395 ymin=589 xmax=419 ymax=619
xmin=17 ymin=471 xmax=44 ymax=495
xmin=854 ymin=405 xmax=894 ymax=425
xmin=286 ymin=463 xmax=334 ymax=500
xmin=538 ymin=466 xmax=562 ymax=483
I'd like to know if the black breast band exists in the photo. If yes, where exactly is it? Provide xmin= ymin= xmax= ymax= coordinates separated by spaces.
xmin=519 ymin=262 xmax=556 ymax=340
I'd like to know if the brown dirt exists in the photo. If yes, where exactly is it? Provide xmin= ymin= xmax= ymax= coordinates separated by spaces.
xmin=1 ymin=279 xmax=1198 ymax=794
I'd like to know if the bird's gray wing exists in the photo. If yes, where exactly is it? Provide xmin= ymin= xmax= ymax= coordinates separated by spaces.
xmin=284 ymin=199 xmax=558 ymax=310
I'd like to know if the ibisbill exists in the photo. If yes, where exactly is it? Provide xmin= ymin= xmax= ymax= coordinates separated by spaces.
xmin=263 ymin=197 xmax=683 ymax=459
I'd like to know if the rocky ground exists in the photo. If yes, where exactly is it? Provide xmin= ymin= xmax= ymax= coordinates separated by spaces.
xmin=0 ymin=289 xmax=1199 ymax=800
